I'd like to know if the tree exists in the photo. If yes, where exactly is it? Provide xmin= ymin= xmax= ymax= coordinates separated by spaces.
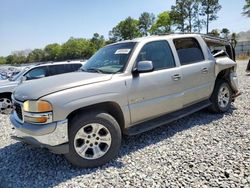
xmin=200 ymin=0 xmax=222 ymax=34
xmin=170 ymin=0 xmax=203 ymax=33
xmin=44 ymin=43 xmax=62 ymax=61
xmin=109 ymin=17 xmax=140 ymax=42
xmin=60 ymin=37 xmax=92 ymax=60
xmin=170 ymin=0 xmax=187 ymax=32
xmin=150 ymin=11 xmax=172 ymax=34
xmin=209 ymin=29 xmax=220 ymax=37
xmin=138 ymin=12 xmax=155 ymax=36
xmin=90 ymin=33 xmax=105 ymax=51
xmin=0 ymin=57 xmax=6 ymax=64
xmin=221 ymin=28 xmax=230 ymax=39
xmin=27 ymin=49 xmax=45 ymax=63
xmin=242 ymin=0 xmax=250 ymax=17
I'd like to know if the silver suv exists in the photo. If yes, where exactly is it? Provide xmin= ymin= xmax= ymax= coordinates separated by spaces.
xmin=10 ymin=34 xmax=240 ymax=168
xmin=0 ymin=61 xmax=84 ymax=114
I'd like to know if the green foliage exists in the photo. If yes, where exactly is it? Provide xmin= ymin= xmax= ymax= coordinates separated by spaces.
xmin=60 ymin=37 xmax=93 ymax=60
xmin=109 ymin=17 xmax=140 ymax=42
xmin=44 ymin=43 xmax=62 ymax=61
xmin=242 ymin=0 xmax=250 ymax=17
xmin=200 ymin=0 xmax=222 ymax=34
xmin=138 ymin=12 xmax=155 ymax=36
xmin=170 ymin=0 xmax=206 ymax=33
xmin=209 ymin=29 xmax=220 ymax=37
xmin=150 ymin=11 xmax=172 ymax=34
xmin=27 ymin=49 xmax=45 ymax=63
xmin=90 ymin=33 xmax=105 ymax=51
xmin=221 ymin=28 xmax=230 ymax=39
xmin=0 ymin=57 xmax=6 ymax=64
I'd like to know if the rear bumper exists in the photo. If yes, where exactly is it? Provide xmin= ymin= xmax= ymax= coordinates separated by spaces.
xmin=10 ymin=113 xmax=69 ymax=154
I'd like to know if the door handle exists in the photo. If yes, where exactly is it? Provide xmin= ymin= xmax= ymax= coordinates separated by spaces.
xmin=172 ymin=74 xmax=181 ymax=81
xmin=201 ymin=68 xmax=208 ymax=74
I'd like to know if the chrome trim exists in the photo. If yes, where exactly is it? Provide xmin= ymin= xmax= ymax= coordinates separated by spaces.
xmin=12 ymin=119 xmax=68 ymax=146
xmin=23 ymin=111 xmax=53 ymax=124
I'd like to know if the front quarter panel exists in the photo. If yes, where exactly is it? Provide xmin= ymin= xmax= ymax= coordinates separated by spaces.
xmin=42 ymin=76 xmax=130 ymax=126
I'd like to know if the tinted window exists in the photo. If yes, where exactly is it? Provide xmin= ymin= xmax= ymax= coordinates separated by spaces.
xmin=48 ymin=65 xmax=67 ymax=76
xmin=25 ymin=67 xmax=47 ymax=80
xmin=65 ymin=64 xmax=82 ymax=72
xmin=137 ymin=41 xmax=175 ymax=70
xmin=174 ymin=38 xmax=204 ymax=65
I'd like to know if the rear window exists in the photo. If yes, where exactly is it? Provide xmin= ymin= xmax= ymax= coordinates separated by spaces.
xmin=174 ymin=38 xmax=204 ymax=65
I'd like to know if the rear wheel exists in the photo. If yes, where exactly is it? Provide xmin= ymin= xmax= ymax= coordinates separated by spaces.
xmin=65 ymin=111 xmax=121 ymax=168
xmin=208 ymin=79 xmax=232 ymax=113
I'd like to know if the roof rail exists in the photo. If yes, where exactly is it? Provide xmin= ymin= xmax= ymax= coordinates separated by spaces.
xmin=157 ymin=32 xmax=229 ymax=43
xmin=35 ymin=61 xmax=54 ymax=66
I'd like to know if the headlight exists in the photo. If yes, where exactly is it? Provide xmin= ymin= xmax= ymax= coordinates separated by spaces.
xmin=23 ymin=100 xmax=52 ymax=113
xmin=23 ymin=100 xmax=53 ymax=124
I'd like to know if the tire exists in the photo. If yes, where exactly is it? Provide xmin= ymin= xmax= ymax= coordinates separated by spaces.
xmin=208 ymin=79 xmax=232 ymax=113
xmin=65 ymin=111 xmax=122 ymax=168
xmin=0 ymin=95 xmax=12 ymax=114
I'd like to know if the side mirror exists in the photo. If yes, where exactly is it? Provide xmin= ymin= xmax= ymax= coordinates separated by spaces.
xmin=134 ymin=61 xmax=154 ymax=74
xmin=18 ymin=76 xmax=26 ymax=84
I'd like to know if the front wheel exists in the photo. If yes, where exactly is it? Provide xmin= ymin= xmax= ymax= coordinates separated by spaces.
xmin=65 ymin=111 xmax=122 ymax=168
xmin=208 ymin=79 xmax=233 ymax=113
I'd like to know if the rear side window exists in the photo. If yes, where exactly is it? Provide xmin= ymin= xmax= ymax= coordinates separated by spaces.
xmin=174 ymin=38 xmax=204 ymax=65
xmin=137 ymin=40 xmax=175 ymax=70
xmin=65 ymin=64 xmax=82 ymax=72
xmin=48 ymin=65 xmax=67 ymax=76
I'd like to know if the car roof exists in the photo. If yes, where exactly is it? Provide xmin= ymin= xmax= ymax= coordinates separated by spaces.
xmin=110 ymin=33 xmax=230 ymax=46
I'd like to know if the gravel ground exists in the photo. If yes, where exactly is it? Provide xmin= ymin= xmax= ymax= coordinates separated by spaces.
xmin=0 ymin=60 xmax=249 ymax=188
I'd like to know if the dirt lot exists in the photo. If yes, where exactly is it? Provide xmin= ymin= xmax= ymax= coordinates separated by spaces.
xmin=0 ymin=60 xmax=249 ymax=188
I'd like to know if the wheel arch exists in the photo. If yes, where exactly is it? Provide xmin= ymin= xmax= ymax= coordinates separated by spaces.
xmin=67 ymin=101 xmax=125 ymax=132
xmin=0 ymin=92 xmax=12 ymax=99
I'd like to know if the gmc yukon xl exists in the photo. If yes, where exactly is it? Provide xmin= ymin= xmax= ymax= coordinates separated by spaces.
xmin=10 ymin=34 xmax=240 ymax=167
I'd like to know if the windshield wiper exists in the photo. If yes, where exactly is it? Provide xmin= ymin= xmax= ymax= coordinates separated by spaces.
xmin=81 ymin=68 xmax=110 ymax=74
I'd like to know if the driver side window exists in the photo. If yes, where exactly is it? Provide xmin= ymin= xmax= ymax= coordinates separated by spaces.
xmin=137 ymin=40 xmax=176 ymax=70
xmin=24 ymin=67 xmax=47 ymax=81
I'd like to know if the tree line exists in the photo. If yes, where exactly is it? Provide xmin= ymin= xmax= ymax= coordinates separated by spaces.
xmin=0 ymin=0 xmax=249 ymax=65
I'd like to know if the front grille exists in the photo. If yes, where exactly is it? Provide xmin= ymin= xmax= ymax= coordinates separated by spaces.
xmin=14 ymin=103 xmax=23 ymax=121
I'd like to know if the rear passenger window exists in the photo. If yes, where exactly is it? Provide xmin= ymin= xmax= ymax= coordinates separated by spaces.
xmin=137 ymin=40 xmax=175 ymax=70
xmin=65 ymin=64 xmax=82 ymax=72
xmin=174 ymin=38 xmax=204 ymax=65
xmin=48 ymin=65 xmax=66 ymax=76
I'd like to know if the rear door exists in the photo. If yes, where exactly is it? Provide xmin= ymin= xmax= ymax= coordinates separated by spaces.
xmin=173 ymin=37 xmax=215 ymax=106
xmin=127 ymin=40 xmax=183 ymax=124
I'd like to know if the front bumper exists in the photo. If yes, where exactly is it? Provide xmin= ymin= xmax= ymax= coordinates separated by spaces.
xmin=10 ymin=113 xmax=69 ymax=154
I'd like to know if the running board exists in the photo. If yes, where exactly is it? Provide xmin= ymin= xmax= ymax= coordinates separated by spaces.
xmin=124 ymin=100 xmax=212 ymax=136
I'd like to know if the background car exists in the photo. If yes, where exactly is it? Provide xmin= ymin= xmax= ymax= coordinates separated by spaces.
xmin=0 ymin=60 xmax=86 ymax=114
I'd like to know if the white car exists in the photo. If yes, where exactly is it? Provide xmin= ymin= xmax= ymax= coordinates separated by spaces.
xmin=0 ymin=61 xmax=85 ymax=114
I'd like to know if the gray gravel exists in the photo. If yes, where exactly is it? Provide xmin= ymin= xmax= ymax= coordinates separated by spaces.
xmin=0 ymin=60 xmax=250 ymax=188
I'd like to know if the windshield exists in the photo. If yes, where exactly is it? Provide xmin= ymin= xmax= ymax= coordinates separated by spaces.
xmin=82 ymin=42 xmax=136 ymax=74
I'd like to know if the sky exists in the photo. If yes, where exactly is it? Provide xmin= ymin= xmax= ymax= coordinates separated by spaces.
xmin=0 ymin=0 xmax=249 ymax=56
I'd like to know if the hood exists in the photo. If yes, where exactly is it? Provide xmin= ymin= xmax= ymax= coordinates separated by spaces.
xmin=0 ymin=79 xmax=18 ymax=88
xmin=14 ymin=72 xmax=113 ymax=101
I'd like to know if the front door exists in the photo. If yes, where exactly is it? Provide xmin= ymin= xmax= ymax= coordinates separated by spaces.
xmin=127 ymin=40 xmax=183 ymax=124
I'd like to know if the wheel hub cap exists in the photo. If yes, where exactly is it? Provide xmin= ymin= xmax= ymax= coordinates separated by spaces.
xmin=74 ymin=123 xmax=112 ymax=160
xmin=218 ymin=86 xmax=230 ymax=108
xmin=0 ymin=98 xmax=12 ymax=114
